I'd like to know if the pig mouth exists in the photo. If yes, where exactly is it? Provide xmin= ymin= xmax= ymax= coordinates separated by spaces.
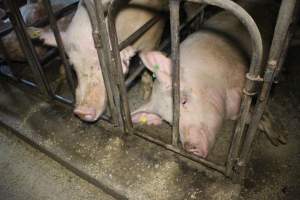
xmin=74 ymin=104 xmax=106 ymax=122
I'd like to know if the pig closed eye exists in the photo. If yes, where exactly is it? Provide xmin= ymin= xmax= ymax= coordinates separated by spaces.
xmin=181 ymin=99 xmax=188 ymax=109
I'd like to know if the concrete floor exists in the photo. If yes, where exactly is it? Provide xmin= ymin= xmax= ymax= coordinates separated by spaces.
xmin=0 ymin=127 xmax=115 ymax=200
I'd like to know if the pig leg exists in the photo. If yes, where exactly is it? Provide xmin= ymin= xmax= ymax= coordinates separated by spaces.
xmin=246 ymin=106 xmax=287 ymax=146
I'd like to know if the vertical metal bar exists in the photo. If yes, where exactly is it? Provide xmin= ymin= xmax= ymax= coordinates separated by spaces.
xmin=42 ymin=0 xmax=76 ymax=101
xmin=235 ymin=0 xmax=297 ymax=181
xmin=107 ymin=0 xmax=133 ymax=133
xmin=84 ymin=0 xmax=119 ymax=125
xmin=3 ymin=0 xmax=53 ymax=98
xmin=170 ymin=0 xmax=181 ymax=147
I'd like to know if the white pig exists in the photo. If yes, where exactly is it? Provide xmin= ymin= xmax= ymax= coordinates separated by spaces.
xmin=131 ymin=1 xmax=275 ymax=157
xmin=40 ymin=0 xmax=166 ymax=122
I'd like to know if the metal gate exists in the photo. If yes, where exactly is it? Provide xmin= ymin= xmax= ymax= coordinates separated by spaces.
xmin=0 ymin=0 xmax=298 ymax=183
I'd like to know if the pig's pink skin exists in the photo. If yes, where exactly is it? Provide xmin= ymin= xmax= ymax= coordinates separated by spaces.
xmin=132 ymin=18 xmax=247 ymax=158
xmin=40 ymin=0 xmax=165 ymax=122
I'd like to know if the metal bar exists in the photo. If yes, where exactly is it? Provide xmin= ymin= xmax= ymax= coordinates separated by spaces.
xmin=84 ymin=0 xmax=119 ymax=125
xmin=183 ymin=0 xmax=262 ymax=177
xmin=107 ymin=0 xmax=133 ymax=133
xmin=42 ymin=0 xmax=76 ymax=101
xmin=125 ymin=5 xmax=206 ymax=89
xmin=134 ymin=131 xmax=226 ymax=174
xmin=119 ymin=15 xmax=162 ymax=51
xmin=170 ymin=0 xmax=181 ymax=147
xmin=274 ymin=2 xmax=300 ymax=80
xmin=3 ymin=0 xmax=53 ymax=98
xmin=236 ymin=0 xmax=297 ymax=182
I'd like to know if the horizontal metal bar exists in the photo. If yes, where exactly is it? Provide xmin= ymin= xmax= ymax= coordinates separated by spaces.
xmin=134 ymin=130 xmax=226 ymax=174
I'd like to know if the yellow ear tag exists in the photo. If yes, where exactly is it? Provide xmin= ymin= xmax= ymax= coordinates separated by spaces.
xmin=29 ymin=29 xmax=41 ymax=39
xmin=139 ymin=116 xmax=148 ymax=125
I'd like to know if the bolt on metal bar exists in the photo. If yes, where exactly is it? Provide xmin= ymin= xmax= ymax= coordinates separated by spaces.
xmin=170 ymin=0 xmax=181 ymax=147
xmin=3 ymin=0 xmax=53 ymax=98
xmin=107 ymin=0 xmax=133 ymax=133
xmin=42 ymin=0 xmax=76 ymax=101
xmin=236 ymin=0 xmax=297 ymax=182
xmin=83 ymin=0 xmax=119 ymax=125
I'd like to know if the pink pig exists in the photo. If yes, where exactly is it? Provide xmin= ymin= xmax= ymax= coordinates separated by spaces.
xmin=132 ymin=11 xmax=249 ymax=157
xmin=39 ymin=0 xmax=166 ymax=122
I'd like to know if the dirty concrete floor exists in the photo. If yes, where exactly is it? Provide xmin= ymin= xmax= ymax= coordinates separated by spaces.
xmin=0 ymin=126 xmax=115 ymax=200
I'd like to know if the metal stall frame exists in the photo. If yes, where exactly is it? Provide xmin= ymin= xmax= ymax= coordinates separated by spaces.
xmin=0 ymin=0 xmax=298 ymax=182
xmin=1 ymin=0 xmax=79 ymax=105
xmin=233 ymin=0 xmax=299 ymax=182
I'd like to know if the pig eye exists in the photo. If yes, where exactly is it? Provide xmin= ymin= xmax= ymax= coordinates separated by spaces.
xmin=181 ymin=99 xmax=188 ymax=109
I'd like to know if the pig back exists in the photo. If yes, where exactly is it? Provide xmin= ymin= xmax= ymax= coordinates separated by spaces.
xmin=115 ymin=0 xmax=167 ymax=51
xmin=201 ymin=1 xmax=277 ymax=65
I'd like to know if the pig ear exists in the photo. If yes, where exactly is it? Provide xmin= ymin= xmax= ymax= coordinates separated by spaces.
xmin=139 ymin=51 xmax=172 ymax=88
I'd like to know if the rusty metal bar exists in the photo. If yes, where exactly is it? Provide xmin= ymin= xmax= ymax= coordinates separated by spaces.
xmin=42 ymin=0 xmax=76 ymax=101
xmin=107 ymin=0 xmax=133 ymax=133
xmin=84 ymin=0 xmax=119 ymax=125
xmin=3 ymin=0 xmax=53 ymax=98
xmin=134 ymin=130 xmax=226 ymax=174
xmin=235 ymin=0 xmax=297 ymax=182
xmin=170 ymin=0 xmax=181 ymax=147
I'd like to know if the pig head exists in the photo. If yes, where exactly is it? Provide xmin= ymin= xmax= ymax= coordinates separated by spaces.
xmin=39 ymin=0 xmax=165 ymax=122
xmin=132 ymin=32 xmax=246 ymax=158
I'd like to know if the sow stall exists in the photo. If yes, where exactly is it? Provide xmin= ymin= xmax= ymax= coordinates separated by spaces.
xmin=0 ymin=0 xmax=297 ymax=199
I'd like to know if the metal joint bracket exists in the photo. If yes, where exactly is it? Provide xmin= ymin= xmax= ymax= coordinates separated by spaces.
xmin=246 ymin=73 xmax=263 ymax=82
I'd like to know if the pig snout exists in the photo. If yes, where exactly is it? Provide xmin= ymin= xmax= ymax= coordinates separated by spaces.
xmin=73 ymin=77 xmax=107 ymax=122
xmin=181 ymin=125 xmax=211 ymax=158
